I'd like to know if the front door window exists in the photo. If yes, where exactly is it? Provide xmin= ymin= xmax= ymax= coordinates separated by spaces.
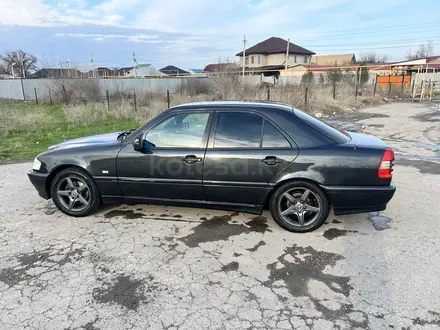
xmin=145 ymin=112 xmax=210 ymax=148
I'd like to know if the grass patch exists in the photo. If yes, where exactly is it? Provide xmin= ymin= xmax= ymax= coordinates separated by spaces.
xmin=0 ymin=102 xmax=141 ymax=162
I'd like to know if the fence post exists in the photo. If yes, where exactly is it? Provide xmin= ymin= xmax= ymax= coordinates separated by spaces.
xmin=20 ymin=79 xmax=26 ymax=101
xmin=411 ymin=76 xmax=415 ymax=96
xmin=62 ymin=85 xmax=68 ymax=104
xmin=267 ymin=87 xmax=270 ymax=101
xmin=304 ymin=87 xmax=308 ymax=109
xmin=49 ymin=90 xmax=53 ymax=105
xmin=388 ymin=75 xmax=391 ymax=96
xmin=167 ymin=89 xmax=170 ymax=108
xmin=355 ymin=85 xmax=358 ymax=101
xmin=374 ymin=76 xmax=377 ymax=96
xmin=106 ymin=90 xmax=110 ymax=110
xmin=34 ymin=88 xmax=39 ymax=105
xmin=332 ymin=82 xmax=336 ymax=100
xmin=133 ymin=88 xmax=137 ymax=111
xmin=401 ymin=74 xmax=405 ymax=97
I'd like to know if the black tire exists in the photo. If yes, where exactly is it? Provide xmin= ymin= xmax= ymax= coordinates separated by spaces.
xmin=269 ymin=180 xmax=330 ymax=233
xmin=50 ymin=167 xmax=101 ymax=217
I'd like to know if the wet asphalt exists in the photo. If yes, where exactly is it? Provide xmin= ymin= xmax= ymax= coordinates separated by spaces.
xmin=0 ymin=102 xmax=439 ymax=330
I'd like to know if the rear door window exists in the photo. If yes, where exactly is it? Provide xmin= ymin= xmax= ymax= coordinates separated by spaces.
xmin=214 ymin=112 xmax=263 ymax=148
xmin=262 ymin=120 xmax=291 ymax=148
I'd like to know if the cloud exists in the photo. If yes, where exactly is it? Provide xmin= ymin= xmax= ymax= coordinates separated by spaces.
xmin=55 ymin=32 xmax=161 ymax=43
xmin=1 ymin=0 xmax=438 ymax=68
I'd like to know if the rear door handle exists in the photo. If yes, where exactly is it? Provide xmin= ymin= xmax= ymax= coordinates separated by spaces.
xmin=182 ymin=155 xmax=202 ymax=164
xmin=261 ymin=156 xmax=283 ymax=165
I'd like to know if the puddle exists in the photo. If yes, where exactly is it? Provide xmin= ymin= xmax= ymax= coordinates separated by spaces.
xmin=246 ymin=240 xmax=266 ymax=252
xmin=93 ymin=275 xmax=152 ymax=311
xmin=395 ymin=158 xmax=440 ymax=175
xmin=179 ymin=214 xmax=271 ymax=247
xmin=412 ymin=111 xmax=440 ymax=122
xmin=323 ymin=228 xmax=358 ymax=240
xmin=264 ymin=245 xmax=365 ymax=324
xmin=221 ymin=261 xmax=239 ymax=272
xmin=369 ymin=212 xmax=393 ymax=230
xmin=413 ymin=142 xmax=440 ymax=152
xmin=104 ymin=210 xmax=145 ymax=219
xmin=0 ymin=247 xmax=84 ymax=287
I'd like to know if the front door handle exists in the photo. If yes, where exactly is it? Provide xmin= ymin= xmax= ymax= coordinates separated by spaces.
xmin=182 ymin=155 xmax=202 ymax=164
xmin=261 ymin=156 xmax=283 ymax=165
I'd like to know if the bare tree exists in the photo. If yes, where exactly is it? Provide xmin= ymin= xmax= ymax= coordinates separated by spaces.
xmin=358 ymin=52 xmax=389 ymax=64
xmin=405 ymin=41 xmax=434 ymax=60
xmin=1 ymin=50 xmax=38 ymax=77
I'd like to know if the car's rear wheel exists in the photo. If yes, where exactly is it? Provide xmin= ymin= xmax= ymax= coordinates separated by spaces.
xmin=50 ymin=168 xmax=100 ymax=217
xmin=269 ymin=180 xmax=330 ymax=232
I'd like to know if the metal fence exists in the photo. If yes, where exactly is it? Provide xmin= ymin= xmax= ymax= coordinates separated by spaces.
xmin=0 ymin=77 xmax=212 ymax=101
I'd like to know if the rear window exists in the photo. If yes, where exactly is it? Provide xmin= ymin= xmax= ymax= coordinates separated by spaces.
xmin=294 ymin=109 xmax=351 ymax=143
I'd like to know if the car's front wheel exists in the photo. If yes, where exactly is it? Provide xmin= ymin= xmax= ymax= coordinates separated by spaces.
xmin=50 ymin=168 xmax=100 ymax=217
xmin=269 ymin=180 xmax=330 ymax=232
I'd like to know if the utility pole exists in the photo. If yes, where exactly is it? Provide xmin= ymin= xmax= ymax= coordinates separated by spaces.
xmin=133 ymin=51 xmax=138 ymax=77
xmin=91 ymin=50 xmax=95 ymax=78
xmin=11 ymin=63 xmax=16 ymax=79
xmin=285 ymin=38 xmax=290 ymax=71
xmin=60 ymin=61 xmax=63 ymax=78
xmin=66 ymin=59 xmax=71 ymax=78
xmin=242 ymin=35 xmax=246 ymax=80
xmin=22 ymin=61 xmax=26 ymax=79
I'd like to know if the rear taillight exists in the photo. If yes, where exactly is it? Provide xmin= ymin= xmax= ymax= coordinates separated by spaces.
xmin=378 ymin=148 xmax=394 ymax=179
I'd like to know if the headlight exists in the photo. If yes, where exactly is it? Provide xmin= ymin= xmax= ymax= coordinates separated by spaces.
xmin=33 ymin=158 xmax=42 ymax=171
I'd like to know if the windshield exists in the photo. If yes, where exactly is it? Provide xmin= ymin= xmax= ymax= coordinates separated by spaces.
xmin=294 ymin=108 xmax=351 ymax=143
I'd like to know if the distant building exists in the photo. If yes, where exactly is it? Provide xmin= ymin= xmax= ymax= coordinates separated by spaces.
xmin=122 ymin=64 xmax=163 ymax=77
xmin=203 ymin=63 xmax=239 ymax=73
xmin=236 ymin=37 xmax=315 ymax=76
xmin=188 ymin=69 xmax=203 ymax=74
xmin=29 ymin=68 xmax=83 ymax=78
xmin=0 ymin=68 xmax=10 ymax=79
xmin=311 ymin=54 xmax=356 ymax=66
xmin=159 ymin=65 xmax=188 ymax=76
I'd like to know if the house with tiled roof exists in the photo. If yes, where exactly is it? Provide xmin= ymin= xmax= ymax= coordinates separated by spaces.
xmin=236 ymin=37 xmax=315 ymax=76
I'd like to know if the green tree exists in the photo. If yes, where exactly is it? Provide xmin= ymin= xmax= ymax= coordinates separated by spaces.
xmin=326 ymin=64 xmax=342 ymax=84
xmin=356 ymin=63 xmax=370 ymax=87
xmin=342 ymin=68 xmax=354 ymax=84
xmin=301 ymin=70 xmax=314 ymax=86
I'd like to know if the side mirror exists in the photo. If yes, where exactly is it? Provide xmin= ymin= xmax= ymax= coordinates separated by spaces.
xmin=133 ymin=135 xmax=143 ymax=151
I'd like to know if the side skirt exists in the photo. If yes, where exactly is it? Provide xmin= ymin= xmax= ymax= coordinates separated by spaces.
xmin=101 ymin=195 xmax=263 ymax=215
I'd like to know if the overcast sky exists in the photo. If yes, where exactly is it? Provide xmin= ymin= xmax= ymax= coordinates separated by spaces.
xmin=0 ymin=0 xmax=438 ymax=70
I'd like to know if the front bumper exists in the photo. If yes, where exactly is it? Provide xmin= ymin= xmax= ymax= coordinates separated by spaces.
xmin=322 ymin=184 xmax=396 ymax=215
xmin=28 ymin=170 xmax=50 ymax=199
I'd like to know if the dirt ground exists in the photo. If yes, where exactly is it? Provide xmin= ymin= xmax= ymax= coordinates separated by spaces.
xmin=0 ymin=102 xmax=439 ymax=330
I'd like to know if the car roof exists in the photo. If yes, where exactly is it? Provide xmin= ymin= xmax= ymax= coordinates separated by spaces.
xmin=170 ymin=101 xmax=294 ymax=112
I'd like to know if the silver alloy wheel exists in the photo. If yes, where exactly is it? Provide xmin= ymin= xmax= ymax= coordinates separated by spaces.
xmin=56 ymin=176 xmax=90 ymax=212
xmin=277 ymin=187 xmax=322 ymax=227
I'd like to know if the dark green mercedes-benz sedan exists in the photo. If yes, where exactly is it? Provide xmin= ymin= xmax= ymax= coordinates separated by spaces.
xmin=28 ymin=101 xmax=395 ymax=232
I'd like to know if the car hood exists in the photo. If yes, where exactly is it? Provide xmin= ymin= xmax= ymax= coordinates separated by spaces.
xmin=48 ymin=132 xmax=122 ymax=150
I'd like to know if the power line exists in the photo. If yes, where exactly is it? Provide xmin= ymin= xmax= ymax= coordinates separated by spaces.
xmin=304 ymin=37 xmax=440 ymax=48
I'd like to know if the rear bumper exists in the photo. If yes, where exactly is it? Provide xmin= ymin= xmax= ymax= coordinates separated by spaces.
xmin=28 ymin=170 xmax=50 ymax=199
xmin=322 ymin=184 xmax=396 ymax=215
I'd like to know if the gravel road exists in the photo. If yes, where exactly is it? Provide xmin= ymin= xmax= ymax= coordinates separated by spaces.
xmin=1 ymin=102 xmax=439 ymax=330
